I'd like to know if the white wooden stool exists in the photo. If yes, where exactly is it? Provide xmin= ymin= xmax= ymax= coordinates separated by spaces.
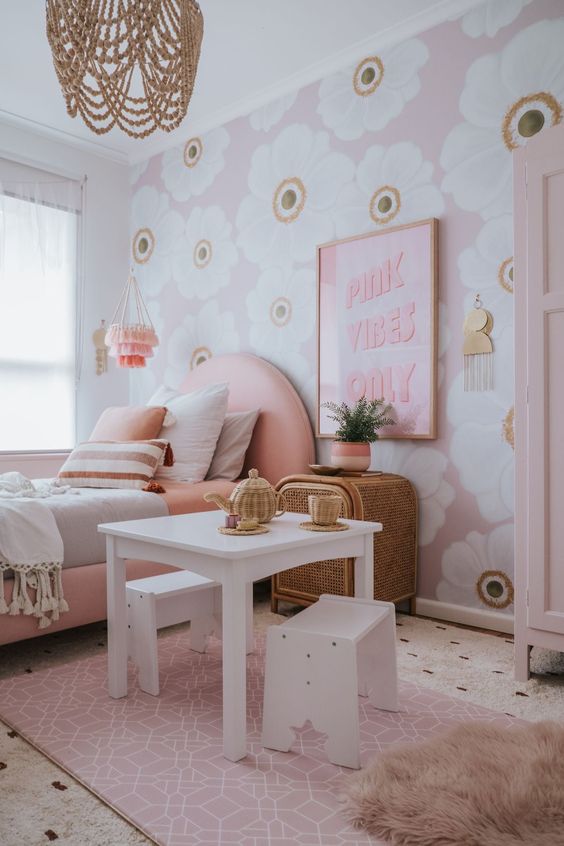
xmin=261 ymin=594 xmax=399 ymax=769
xmin=126 ymin=570 xmax=221 ymax=696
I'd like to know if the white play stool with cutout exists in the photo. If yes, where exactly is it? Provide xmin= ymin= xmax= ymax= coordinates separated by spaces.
xmin=126 ymin=570 xmax=255 ymax=696
xmin=261 ymin=594 xmax=399 ymax=769
xmin=126 ymin=570 xmax=223 ymax=696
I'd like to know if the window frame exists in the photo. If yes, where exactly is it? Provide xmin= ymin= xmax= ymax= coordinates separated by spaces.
xmin=0 ymin=162 xmax=83 ymax=455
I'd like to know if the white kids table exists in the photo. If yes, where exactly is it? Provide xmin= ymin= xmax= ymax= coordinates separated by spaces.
xmin=99 ymin=510 xmax=381 ymax=762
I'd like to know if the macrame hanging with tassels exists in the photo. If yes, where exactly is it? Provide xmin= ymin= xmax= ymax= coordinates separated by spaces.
xmin=105 ymin=272 xmax=159 ymax=368
xmin=463 ymin=294 xmax=494 ymax=391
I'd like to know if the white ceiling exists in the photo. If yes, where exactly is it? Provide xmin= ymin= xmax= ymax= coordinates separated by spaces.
xmin=0 ymin=0 xmax=483 ymax=165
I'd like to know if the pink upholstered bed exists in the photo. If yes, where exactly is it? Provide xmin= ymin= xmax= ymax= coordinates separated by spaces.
xmin=0 ymin=353 xmax=314 ymax=645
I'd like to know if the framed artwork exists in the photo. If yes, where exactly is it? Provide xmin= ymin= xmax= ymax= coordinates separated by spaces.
xmin=317 ymin=218 xmax=438 ymax=439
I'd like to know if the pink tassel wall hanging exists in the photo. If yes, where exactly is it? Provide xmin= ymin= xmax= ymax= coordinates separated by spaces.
xmin=105 ymin=272 xmax=159 ymax=368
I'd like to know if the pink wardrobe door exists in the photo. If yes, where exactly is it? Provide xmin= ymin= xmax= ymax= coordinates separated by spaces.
xmin=518 ymin=122 xmax=564 ymax=637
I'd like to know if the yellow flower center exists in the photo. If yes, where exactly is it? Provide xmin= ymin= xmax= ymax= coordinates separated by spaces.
xmin=476 ymin=570 xmax=514 ymax=609
xmin=193 ymin=239 xmax=213 ymax=269
xmin=190 ymin=345 xmax=212 ymax=369
xmin=502 ymin=406 xmax=514 ymax=450
xmin=269 ymin=296 xmax=292 ymax=327
xmin=369 ymin=185 xmax=401 ymax=225
xmin=183 ymin=137 xmax=203 ymax=168
xmin=272 ymin=177 xmax=307 ymax=224
xmin=502 ymin=92 xmax=562 ymax=151
xmin=498 ymin=257 xmax=514 ymax=294
xmin=353 ymin=56 xmax=385 ymax=97
xmin=132 ymin=227 xmax=155 ymax=264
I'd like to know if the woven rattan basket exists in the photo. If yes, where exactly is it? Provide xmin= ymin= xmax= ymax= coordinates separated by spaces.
xmin=272 ymin=473 xmax=418 ymax=612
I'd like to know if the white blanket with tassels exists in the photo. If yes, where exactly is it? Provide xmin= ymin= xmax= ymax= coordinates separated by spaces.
xmin=0 ymin=492 xmax=69 ymax=629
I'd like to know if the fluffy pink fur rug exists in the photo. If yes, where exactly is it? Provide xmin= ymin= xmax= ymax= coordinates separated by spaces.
xmin=340 ymin=721 xmax=564 ymax=845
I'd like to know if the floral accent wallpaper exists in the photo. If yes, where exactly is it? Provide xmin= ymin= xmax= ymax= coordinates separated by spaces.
xmin=129 ymin=0 xmax=563 ymax=615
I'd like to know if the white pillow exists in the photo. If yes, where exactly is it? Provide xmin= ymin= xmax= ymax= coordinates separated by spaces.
xmin=206 ymin=409 xmax=260 ymax=481
xmin=147 ymin=382 xmax=229 ymax=482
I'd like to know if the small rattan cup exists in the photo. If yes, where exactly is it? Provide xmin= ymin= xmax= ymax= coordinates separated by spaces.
xmin=308 ymin=494 xmax=341 ymax=526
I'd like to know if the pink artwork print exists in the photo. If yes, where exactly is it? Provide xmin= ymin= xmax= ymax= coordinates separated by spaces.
xmin=317 ymin=219 xmax=437 ymax=438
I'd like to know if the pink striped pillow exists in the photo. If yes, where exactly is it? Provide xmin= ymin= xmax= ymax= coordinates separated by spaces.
xmin=58 ymin=440 xmax=173 ymax=489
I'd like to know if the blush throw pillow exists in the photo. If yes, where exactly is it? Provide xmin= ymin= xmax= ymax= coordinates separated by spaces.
xmin=89 ymin=406 xmax=167 ymax=442
xmin=147 ymin=382 xmax=229 ymax=482
xmin=206 ymin=409 xmax=260 ymax=481
xmin=58 ymin=440 xmax=172 ymax=489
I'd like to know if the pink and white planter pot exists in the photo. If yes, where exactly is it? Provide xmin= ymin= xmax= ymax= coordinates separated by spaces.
xmin=330 ymin=441 xmax=372 ymax=472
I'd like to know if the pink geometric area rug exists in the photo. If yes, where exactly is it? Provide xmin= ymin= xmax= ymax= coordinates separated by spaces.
xmin=0 ymin=630 xmax=516 ymax=846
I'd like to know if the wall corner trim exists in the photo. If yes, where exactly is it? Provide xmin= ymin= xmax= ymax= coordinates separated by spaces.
xmin=416 ymin=597 xmax=514 ymax=635
xmin=0 ymin=110 xmax=128 ymax=166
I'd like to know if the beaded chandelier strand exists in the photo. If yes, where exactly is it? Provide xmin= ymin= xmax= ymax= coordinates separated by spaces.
xmin=46 ymin=0 xmax=204 ymax=138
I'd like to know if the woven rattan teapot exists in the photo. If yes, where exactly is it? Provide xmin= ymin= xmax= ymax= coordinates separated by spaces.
xmin=203 ymin=469 xmax=286 ymax=523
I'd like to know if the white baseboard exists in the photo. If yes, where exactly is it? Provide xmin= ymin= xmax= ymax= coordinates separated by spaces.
xmin=415 ymin=598 xmax=514 ymax=635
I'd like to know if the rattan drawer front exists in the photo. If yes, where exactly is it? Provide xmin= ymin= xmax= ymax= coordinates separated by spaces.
xmin=275 ymin=558 xmax=353 ymax=603
xmin=272 ymin=474 xmax=417 ymax=612
xmin=354 ymin=478 xmax=417 ymax=602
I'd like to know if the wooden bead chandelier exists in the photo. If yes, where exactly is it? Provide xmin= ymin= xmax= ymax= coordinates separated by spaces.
xmin=46 ymin=0 xmax=204 ymax=139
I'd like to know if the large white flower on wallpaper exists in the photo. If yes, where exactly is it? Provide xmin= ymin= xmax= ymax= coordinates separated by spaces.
xmin=441 ymin=19 xmax=564 ymax=219
xmin=459 ymin=0 xmax=533 ymax=38
xmin=448 ymin=327 xmax=514 ymax=523
xmin=130 ymin=186 xmax=184 ymax=297
xmin=334 ymin=141 xmax=444 ymax=239
xmin=437 ymin=524 xmax=514 ymax=612
xmin=459 ymin=216 xmax=514 ymax=330
xmin=247 ymin=266 xmax=316 ymax=392
xmin=374 ymin=441 xmax=455 ymax=546
xmin=161 ymin=127 xmax=230 ymax=202
xmin=173 ymin=206 xmax=238 ymax=301
xmin=318 ymin=39 xmax=428 ymax=141
xmin=249 ymin=92 xmax=298 ymax=132
xmin=129 ymin=299 xmax=164 ymax=405
xmin=236 ymin=123 xmax=354 ymax=269
xmin=247 ymin=266 xmax=315 ymax=355
xmin=164 ymin=300 xmax=240 ymax=388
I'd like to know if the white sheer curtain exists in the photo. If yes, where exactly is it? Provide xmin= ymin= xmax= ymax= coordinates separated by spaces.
xmin=0 ymin=159 xmax=82 ymax=452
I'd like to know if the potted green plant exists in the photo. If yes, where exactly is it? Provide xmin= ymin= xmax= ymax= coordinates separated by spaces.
xmin=322 ymin=397 xmax=395 ymax=471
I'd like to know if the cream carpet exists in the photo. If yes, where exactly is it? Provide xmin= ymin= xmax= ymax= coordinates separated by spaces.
xmin=394 ymin=613 xmax=564 ymax=721
xmin=0 ymin=597 xmax=562 ymax=846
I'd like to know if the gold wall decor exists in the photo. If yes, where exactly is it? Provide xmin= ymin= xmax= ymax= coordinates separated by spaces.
xmin=46 ymin=1 xmax=204 ymax=138
xmin=92 ymin=320 xmax=109 ymax=375
xmin=463 ymin=294 xmax=494 ymax=391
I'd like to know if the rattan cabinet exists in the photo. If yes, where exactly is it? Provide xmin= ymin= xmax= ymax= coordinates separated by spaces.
xmin=272 ymin=473 xmax=418 ymax=614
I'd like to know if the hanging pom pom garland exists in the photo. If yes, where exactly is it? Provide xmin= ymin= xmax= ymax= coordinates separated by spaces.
xmin=105 ymin=272 xmax=159 ymax=368
xmin=463 ymin=294 xmax=493 ymax=391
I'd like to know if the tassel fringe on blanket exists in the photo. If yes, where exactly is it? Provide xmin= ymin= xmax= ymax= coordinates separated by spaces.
xmin=0 ymin=477 xmax=69 ymax=628
xmin=0 ymin=561 xmax=69 ymax=629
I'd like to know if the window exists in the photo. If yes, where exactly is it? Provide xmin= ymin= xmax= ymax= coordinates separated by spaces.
xmin=0 ymin=161 xmax=81 ymax=451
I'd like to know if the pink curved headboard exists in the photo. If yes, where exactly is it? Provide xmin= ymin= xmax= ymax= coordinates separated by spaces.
xmin=179 ymin=353 xmax=315 ymax=484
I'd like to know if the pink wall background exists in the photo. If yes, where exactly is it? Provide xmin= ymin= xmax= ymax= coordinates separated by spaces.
xmin=129 ymin=0 xmax=564 ymax=616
